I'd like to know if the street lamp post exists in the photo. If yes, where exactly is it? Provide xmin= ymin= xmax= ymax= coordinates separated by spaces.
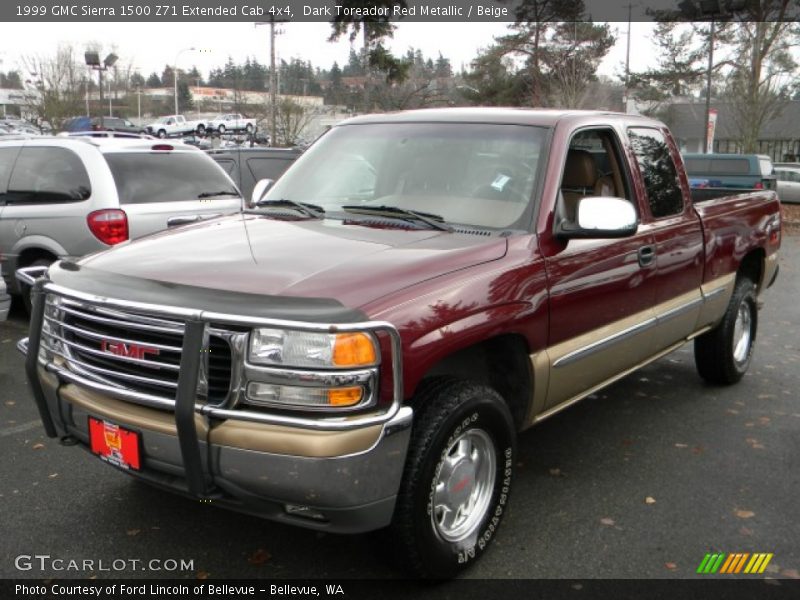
xmin=84 ymin=51 xmax=118 ymax=129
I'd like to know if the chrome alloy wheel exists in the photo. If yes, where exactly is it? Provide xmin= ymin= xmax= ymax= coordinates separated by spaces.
xmin=732 ymin=300 xmax=753 ymax=365
xmin=431 ymin=428 xmax=496 ymax=543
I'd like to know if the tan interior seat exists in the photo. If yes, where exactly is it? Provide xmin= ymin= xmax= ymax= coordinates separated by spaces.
xmin=561 ymin=149 xmax=598 ymax=221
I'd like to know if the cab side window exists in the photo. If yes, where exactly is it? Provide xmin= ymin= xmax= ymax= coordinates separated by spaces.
xmin=559 ymin=128 xmax=629 ymax=222
xmin=627 ymin=128 xmax=683 ymax=218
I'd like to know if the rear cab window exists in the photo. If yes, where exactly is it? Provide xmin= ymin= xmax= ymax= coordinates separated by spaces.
xmin=627 ymin=127 xmax=684 ymax=218
xmin=103 ymin=151 xmax=239 ymax=204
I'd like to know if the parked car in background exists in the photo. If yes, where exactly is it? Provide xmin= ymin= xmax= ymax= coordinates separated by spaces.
xmin=0 ymin=135 xmax=242 ymax=311
xmin=683 ymin=152 xmax=777 ymax=190
xmin=0 ymin=276 xmax=10 ymax=320
xmin=208 ymin=147 xmax=301 ymax=200
xmin=0 ymin=118 xmax=42 ymax=136
xmin=145 ymin=115 xmax=203 ymax=138
xmin=63 ymin=116 xmax=145 ymax=135
xmin=204 ymin=113 xmax=257 ymax=134
xmin=775 ymin=165 xmax=800 ymax=204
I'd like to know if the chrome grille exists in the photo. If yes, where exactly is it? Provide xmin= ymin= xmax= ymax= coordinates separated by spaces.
xmin=41 ymin=295 xmax=233 ymax=406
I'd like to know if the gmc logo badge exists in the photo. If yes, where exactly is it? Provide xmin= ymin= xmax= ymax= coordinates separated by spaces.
xmin=100 ymin=340 xmax=160 ymax=361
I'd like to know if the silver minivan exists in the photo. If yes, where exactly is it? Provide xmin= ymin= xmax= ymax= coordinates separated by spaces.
xmin=0 ymin=135 xmax=242 ymax=308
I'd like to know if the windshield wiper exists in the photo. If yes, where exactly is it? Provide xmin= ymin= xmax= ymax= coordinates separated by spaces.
xmin=254 ymin=198 xmax=325 ymax=218
xmin=197 ymin=190 xmax=241 ymax=198
xmin=341 ymin=205 xmax=452 ymax=232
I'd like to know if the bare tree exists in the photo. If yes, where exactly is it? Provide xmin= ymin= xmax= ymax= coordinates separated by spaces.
xmin=723 ymin=18 xmax=798 ymax=152
xmin=271 ymin=99 xmax=315 ymax=146
xmin=22 ymin=44 xmax=86 ymax=126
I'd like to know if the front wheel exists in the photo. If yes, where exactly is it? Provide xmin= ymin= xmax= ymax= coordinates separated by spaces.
xmin=157 ymin=129 xmax=166 ymax=139
xmin=245 ymin=123 xmax=254 ymax=134
xmin=218 ymin=124 xmax=226 ymax=134
xmin=390 ymin=378 xmax=516 ymax=578
xmin=694 ymin=277 xmax=758 ymax=385
xmin=196 ymin=124 xmax=206 ymax=135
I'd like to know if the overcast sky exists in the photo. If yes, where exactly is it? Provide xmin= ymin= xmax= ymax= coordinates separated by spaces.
xmin=0 ymin=21 xmax=655 ymax=83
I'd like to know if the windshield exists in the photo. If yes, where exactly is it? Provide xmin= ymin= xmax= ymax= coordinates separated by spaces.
xmin=263 ymin=122 xmax=547 ymax=230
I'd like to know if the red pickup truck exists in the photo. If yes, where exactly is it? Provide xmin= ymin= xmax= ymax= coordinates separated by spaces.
xmin=18 ymin=109 xmax=781 ymax=578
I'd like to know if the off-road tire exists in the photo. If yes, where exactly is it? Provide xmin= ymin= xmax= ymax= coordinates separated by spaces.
xmin=694 ymin=277 xmax=758 ymax=385
xmin=390 ymin=378 xmax=516 ymax=579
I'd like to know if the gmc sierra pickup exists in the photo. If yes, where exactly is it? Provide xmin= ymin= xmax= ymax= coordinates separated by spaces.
xmin=18 ymin=109 xmax=781 ymax=578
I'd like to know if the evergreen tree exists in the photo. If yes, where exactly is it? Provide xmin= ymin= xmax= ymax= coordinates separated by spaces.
xmin=177 ymin=80 xmax=194 ymax=112
xmin=129 ymin=72 xmax=145 ymax=88
xmin=145 ymin=72 xmax=162 ymax=87
xmin=0 ymin=70 xmax=24 ymax=89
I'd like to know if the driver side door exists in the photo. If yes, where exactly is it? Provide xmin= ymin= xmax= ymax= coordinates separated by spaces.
xmin=543 ymin=126 xmax=658 ymax=410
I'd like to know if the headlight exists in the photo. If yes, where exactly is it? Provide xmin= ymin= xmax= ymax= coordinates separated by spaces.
xmin=248 ymin=328 xmax=378 ymax=368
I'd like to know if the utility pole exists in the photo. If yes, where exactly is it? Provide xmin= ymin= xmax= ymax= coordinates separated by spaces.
xmin=270 ymin=19 xmax=277 ymax=145
xmin=703 ymin=20 xmax=716 ymax=153
xmin=625 ymin=3 xmax=632 ymax=112
xmin=362 ymin=22 xmax=370 ymax=113
xmin=256 ymin=20 xmax=280 ymax=146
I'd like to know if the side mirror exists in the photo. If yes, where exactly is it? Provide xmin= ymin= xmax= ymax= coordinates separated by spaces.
xmin=249 ymin=178 xmax=274 ymax=208
xmin=556 ymin=196 xmax=638 ymax=239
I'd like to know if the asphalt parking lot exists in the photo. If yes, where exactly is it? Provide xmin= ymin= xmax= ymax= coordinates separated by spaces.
xmin=0 ymin=233 xmax=798 ymax=583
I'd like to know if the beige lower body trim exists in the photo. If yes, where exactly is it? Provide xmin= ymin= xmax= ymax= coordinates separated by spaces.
xmin=208 ymin=419 xmax=383 ymax=458
xmin=531 ymin=339 xmax=686 ymax=426
xmin=696 ymin=273 xmax=736 ymax=330
xmin=57 ymin=381 xmax=383 ymax=458
xmin=61 ymin=384 xmax=209 ymax=437
xmin=760 ymin=252 xmax=779 ymax=299
xmin=524 ymin=274 xmax=736 ymax=428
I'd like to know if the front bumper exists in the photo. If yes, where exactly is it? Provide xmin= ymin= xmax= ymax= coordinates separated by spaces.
xmin=17 ymin=267 xmax=412 ymax=534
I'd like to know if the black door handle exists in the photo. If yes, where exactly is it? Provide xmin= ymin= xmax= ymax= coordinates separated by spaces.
xmin=638 ymin=245 xmax=656 ymax=267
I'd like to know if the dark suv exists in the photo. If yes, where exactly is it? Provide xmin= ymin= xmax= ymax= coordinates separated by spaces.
xmin=208 ymin=147 xmax=301 ymax=200
xmin=63 ymin=116 xmax=145 ymax=134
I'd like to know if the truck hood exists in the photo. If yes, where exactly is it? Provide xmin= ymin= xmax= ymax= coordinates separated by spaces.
xmin=76 ymin=214 xmax=507 ymax=309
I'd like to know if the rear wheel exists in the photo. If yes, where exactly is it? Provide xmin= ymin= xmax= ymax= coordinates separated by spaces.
xmin=694 ymin=277 xmax=758 ymax=384
xmin=390 ymin=378 xmax=516 ymax=578
xmin=218 ymin=124 xmax=226 ymax=134
xmin=245 ymin=123 xmax=254 ymax=134
xmin=196 ymin=124 xmax=206 ymax=135
xmin=157 ymin=129 xmax=166 ymax=139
